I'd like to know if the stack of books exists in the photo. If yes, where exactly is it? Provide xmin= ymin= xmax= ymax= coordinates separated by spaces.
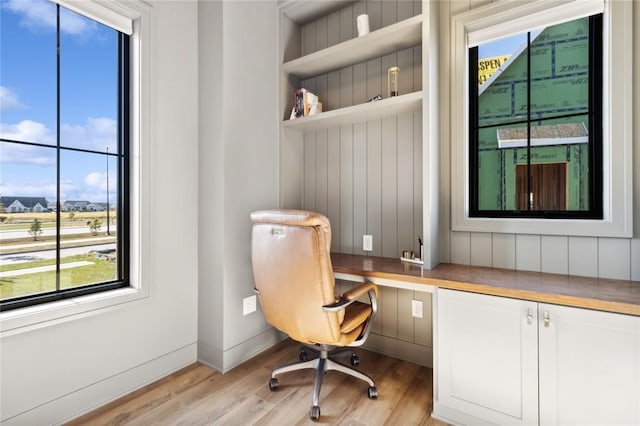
xmin=291 ymin=88 xmax=322 ymax=119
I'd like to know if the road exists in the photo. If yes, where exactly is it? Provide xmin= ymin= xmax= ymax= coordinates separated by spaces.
xmin=0 ymin=226 xmax=107 ymax=240
xmin=0 ymin=243 xmax=116 ymax=266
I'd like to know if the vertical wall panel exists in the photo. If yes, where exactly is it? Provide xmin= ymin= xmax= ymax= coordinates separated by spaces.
xmin=398 ymin=113 xmax=415 ymax=254
xmin=327 ymin=12 xmax=340 ymax=48
xmin=470 ymin=232 xmax=492 ymax=267
xmin=327 ymin=70 xmax=340 ymax=112
xmin=381 ymin=286 xmax=398 ymax=338
xmin=327 ymin=128 xmax=341 ymax=252
xmin=315 ymin=16 xmax=328 ymax=51
xmin=632 ymin=239 xmax=640 ymax=281
xmin=303 ymin=131 xmax=316 ymax=211
xmin=353 ymin=123 xmax=368 ymax=254
xmin=381 ymin=116 xmax=398 ymax=257
xmin=397 ymin=289 xmax=414 ymax=342
xmin=397 ymin=47 xmax=415 ymax=97
xmin=568 ymin=236 xmax=598 ymax=277
xmin=315 ymin=130 xmax=328 ymax=214
xmin=366 ymin=0 xmax=382 ymax=32
xmin=598 ymin=238 xmax=631 ymax=280
xmin=541 ymin=235 xmax=569 ymax=275
xmin=340 ymin=126 xmax=354 ymax=253
xmin=516 ymin=234 xmax=541 ymax=272
xmin=353 ymin=63 xmax=367 ymax=105
xmin=492 ymin=233 xmax=516 ymax=269
xmin=367 ymin=120 xmax=383 ymax=256
xmin=413 ymin=291 xmax=432 ymax=346
xmin=450 ymin=231 xmax=471 ymax=265
xmin=339 ymin=6 xmax=353 ymax=43
xmin=397 ymin=0 xmax=414 ymax=21
xmin=413 ymin=112 xmax=423 ymax=254
xmin=381 ymin=0 xmax=397 ymax=27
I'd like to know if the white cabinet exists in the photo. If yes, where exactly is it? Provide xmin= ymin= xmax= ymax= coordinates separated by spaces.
xmin=538 ymin=303 xmax=640 ymax=426
xmin=434 ymin=289 xmax=640 ymax=426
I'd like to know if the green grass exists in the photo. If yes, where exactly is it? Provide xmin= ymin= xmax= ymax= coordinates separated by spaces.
xmin=0 ymin=254 xmax=117 ymax=300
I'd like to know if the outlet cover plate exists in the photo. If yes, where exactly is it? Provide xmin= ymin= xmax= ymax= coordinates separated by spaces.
xmin=363 ymin=235 xmax=373 ymax=251
xmin=243 ymin=295 xmax=257 ymax=315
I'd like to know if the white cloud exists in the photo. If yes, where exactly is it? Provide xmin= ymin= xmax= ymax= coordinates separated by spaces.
xmin=0 ymin=142 xmax=55 ymax=166
xmin=84 ymin=171 xmax=115 ymax=192
xmin=0 ymin=119 xmax=55 ymax=146
xmin=61 ymin=117 xmax=117 ymax=151
xmin=4 ymin=0 xmax=98 ymax=37
xmin=0 ymin=180 xmax=58 ymax=200
xmin=0 ymin=86 xmax=27 ymax=113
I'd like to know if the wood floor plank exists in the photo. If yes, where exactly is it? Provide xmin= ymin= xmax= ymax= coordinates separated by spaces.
xmin=67 ymin=339 xmax=447 ymax=425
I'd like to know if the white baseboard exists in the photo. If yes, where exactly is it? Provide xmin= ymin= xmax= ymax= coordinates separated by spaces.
xmin=2 ymin=343 xmax=197 ymax=426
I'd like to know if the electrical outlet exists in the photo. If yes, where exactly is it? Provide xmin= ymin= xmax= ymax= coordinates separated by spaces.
xmin=363 ymin=234 xmax=373 ymax=251
xmin=243 ymin=295 xmax=256 ymax=315
xmin=411 ymin=299 xmax=423 ymax=318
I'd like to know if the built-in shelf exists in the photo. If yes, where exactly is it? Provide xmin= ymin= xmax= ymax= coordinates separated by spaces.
xmin=282 ymin=91 xmax=422 ymax=131
xmin=282 ymin=14 xmax=422 ymax=78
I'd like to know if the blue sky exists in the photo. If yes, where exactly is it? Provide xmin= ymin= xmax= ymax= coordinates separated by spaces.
xmin=1 ymin=0 xmax=118 ymax=205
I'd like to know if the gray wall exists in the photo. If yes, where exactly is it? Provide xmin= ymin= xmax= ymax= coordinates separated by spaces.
xmin=197 ymin=0 xmax=282 ymax=372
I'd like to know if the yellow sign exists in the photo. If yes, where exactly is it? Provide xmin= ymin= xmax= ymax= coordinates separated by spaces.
xmin=478 ymin=55 xmax=510 ymax=86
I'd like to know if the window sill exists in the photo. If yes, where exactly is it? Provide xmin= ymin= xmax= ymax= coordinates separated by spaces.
xmin=0 ymin=285 xmax=148 ymax=337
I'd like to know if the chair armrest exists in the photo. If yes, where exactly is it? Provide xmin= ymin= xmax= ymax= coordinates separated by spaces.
xmin=322 ymin=281 xmax=378 ymax=312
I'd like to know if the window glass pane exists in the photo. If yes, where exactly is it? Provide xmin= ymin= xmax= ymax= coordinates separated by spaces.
xmin=60 ymin=7 xmax=118 ymax=154
xmin=477 ymin=33 xmax=527 ymax=128
xmin=0 ymin=0 xmax=57 ymax=146
xmin=530 ymin=18 xmax=590 ymax=120
xmin=1 ymin=143 xmax=58 ymax=300
xmin=59 ymin=149 xmax=118 ymax=289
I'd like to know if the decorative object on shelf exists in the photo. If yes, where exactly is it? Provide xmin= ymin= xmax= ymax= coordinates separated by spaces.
xmin=388 ymin=66 xmax=400 ymax=97
xmin=290 ymin=88 xmax=323 ymax=120
xmin=356 ymin=14 xmax=369 ymax=37
xmin=367 ymin=94 xmax=383 ymax=102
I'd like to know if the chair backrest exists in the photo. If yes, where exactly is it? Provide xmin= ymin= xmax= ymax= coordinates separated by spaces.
xmin=250 ymin=210 xmax=344 ymax=345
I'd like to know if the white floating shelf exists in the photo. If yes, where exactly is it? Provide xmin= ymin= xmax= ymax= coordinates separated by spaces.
xmin=283 ymin=91 xmax=422 ymax=131
xmin=282 ymin=14 xmax=422 ymax=78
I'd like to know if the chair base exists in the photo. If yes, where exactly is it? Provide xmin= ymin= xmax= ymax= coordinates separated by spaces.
xmin=268 ymin=344 xmax=377 ymax=421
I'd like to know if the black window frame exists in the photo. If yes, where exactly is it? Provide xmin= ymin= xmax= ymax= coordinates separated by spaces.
xmin=468 ymin=14 xmax=603 ymax=219
xmin=0 ymin=5 xmax=130 ymax=312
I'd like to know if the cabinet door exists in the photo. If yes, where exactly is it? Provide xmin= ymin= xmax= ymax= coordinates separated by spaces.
xmin=436 ymin=289 xmax=539 ymax=425
xmin=539 ymin=304 xmax=640 ymax=425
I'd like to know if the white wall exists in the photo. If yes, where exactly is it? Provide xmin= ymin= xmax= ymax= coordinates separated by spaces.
xmin=439 ymin=0 xmax=640 ymax=281
xmin=197 ymin=0 xmax=281 ymax=372
xmin=0 ymin=1 xmax=200 ymax=423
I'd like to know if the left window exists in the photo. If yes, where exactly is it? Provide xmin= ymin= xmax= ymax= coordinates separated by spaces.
xmin=0 ymin=0 xmax=129 ymax=311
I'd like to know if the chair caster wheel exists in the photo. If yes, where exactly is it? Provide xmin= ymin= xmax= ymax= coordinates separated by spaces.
xmin=310 ymin=405 xmax=321 ymax=421
xmin=367 ymin=386 xmax=378 ymax=399
xmin=268 ymin=378 xmax=279 ymax=391
xmin=350 ymin=353 xmax=360 ymax=366
xmin=299 ymin=348 xmax=309 ymax=361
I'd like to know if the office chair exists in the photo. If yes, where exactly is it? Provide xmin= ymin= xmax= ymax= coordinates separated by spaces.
xmin=250 ymin=209 xmax=379 ymax=421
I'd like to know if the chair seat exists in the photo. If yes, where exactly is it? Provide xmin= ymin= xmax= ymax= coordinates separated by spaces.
xmin=340 ymin=301 xmax=372 ymax=334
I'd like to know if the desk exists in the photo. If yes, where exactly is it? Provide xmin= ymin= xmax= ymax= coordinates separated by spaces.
xmin=331 ymin=252 xmax=640 ymax=316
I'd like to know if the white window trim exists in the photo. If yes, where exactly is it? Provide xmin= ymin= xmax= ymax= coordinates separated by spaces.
xmin=450 ymin=0 xmax=633 ymax=237
xmin=0 ymin=0 xmax=152 ymax=335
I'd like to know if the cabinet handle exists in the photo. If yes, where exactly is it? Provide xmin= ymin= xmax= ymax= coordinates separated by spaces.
xmin=543 ymin=311 xmax=550 ymax=327
xmin=527 ymin=308 xmax=533 ymax=325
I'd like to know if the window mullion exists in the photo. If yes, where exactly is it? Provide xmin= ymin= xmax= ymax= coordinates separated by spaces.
xmin=55 ymin=5 xmax=62 ymax=292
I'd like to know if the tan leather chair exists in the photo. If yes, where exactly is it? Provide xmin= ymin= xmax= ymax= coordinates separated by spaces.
xmin=250 ymin=209 xmax=379 ymax=421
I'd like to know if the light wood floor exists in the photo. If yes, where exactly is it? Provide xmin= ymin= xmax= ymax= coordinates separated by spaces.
xmin=68 ymin=339 xmax=447 ymax=425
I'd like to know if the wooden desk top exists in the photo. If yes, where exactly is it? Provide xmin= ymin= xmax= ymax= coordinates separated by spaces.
xmin=331 ymin=253 xmax=640 ymax=316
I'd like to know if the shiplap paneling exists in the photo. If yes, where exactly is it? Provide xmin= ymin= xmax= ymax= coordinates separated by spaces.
xmin=298 ymin=0 xmax=422 ymax=259
xmin=632 ymin=239 xmax=640 ymax=281
xmin=492 ymin=233 xmax=516 ymax=270
xmin=515 ymin=234 xmax=541 ymax=272
xmin=568 ymin=236 xmax=598 ymax=278
xmin=450 ymin=231 xmax=471 ymax=265
xmin=598 ymin=238 xmax=631 ymax=281
xmin=470 ymin=232 xmax=492 ymax=267
xmin=540 ymin=235 xmax=569 ymax=275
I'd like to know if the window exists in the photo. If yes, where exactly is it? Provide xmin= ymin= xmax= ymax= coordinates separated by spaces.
xmin=0 ymin=0 xmax=129 ymax=311
xmin=469 ymin=15 xmax=602 ymax=219
xmin=450 ymin=0 xmax=633 ymax=237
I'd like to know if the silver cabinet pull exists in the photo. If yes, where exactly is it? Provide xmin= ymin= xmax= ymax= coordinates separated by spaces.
xmin=527 ymin=308 xmax=533 ymax=325
xmin=543 ymin=311 xmax=550 ymax=327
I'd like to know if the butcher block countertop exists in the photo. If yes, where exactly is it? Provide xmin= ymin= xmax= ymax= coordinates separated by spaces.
xmin=331 ymin=253 xmax=640 ymax=316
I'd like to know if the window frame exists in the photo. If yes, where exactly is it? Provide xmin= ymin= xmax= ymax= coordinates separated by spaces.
xmin=467 ymin=14 xmax=603 ymax=219
xmin=0 ymin=0 xmax=151 ymax=332
xmin=450 ymin=0 xmax=633 ymax=237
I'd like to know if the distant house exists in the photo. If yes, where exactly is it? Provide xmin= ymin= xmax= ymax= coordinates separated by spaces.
xmin=62 ymin=200 xmax=92 ymax=212
xmin=0 ymin=196 xmax=49 ymax=213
